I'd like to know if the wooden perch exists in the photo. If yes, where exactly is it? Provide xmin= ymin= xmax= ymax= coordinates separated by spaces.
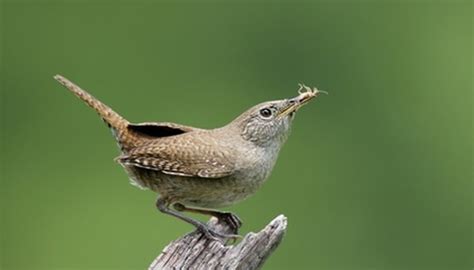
xmin=149 ymin=215 xmax=287 ymax=270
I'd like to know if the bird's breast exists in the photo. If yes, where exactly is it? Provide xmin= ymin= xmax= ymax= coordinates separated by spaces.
xmin=235 ymin=142 xmax=282 ymax=186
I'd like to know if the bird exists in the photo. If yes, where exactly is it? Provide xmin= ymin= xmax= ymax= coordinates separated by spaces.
xmin=54 ymin=75 xmax=324 ymax=241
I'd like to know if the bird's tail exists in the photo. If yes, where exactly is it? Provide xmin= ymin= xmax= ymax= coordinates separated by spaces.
xmin=54 ymin=75 xmax=136 ymax=151
xmin=54 ymin=75 xmax=129 ymax=130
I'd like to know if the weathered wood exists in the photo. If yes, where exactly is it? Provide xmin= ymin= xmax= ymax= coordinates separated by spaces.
xmin=149 ymin=215 xmax=287 ymax=270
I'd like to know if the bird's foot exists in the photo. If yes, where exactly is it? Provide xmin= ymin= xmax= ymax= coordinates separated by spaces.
xmin=214 ymin=212 xmax=242 ymax=234
xmin=197 ymin=223 xmax=242 ymax=242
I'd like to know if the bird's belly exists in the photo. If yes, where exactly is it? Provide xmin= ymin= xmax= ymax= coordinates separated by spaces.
xmin=123 ymin=166 xmax=267 ymax=208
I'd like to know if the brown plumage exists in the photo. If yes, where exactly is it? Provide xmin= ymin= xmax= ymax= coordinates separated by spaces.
xmin=54 ymin=75 xmax=323 ymax=240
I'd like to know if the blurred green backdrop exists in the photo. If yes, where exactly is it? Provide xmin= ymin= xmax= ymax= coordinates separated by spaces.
xmin=1 ymin=1 xmax=472 ymax=269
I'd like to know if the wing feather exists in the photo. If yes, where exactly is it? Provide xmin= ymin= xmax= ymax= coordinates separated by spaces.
xmin=117 ymin=135 xmax=235 ymax=179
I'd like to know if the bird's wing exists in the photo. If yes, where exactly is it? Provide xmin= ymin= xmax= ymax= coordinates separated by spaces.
xmin=127 ymin=122 xmax=203 ymax=139
xmin=116 ymin=136 xmax=236 ymax=179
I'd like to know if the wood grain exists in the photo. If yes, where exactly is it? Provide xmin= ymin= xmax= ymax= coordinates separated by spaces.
xmin=149 ymin=215 xmax=287 ymax=270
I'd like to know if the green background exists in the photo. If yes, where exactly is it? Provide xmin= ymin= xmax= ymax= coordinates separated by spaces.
xmin=1 ymin=1 xmax=472 ymax=269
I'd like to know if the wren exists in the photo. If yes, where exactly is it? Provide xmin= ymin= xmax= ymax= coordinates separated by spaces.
xmin=54 ymin=75 xmax=324 ymax=240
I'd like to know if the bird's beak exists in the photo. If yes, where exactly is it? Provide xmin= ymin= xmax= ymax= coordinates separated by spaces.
xmin=277 ymin=84 xmax=326 ymax=118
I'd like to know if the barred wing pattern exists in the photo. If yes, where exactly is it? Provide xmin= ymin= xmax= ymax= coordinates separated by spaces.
xmin=117 ymin=136 xmax=236 ymax=179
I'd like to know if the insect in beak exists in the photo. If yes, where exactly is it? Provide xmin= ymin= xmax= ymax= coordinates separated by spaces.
xmin=277 ymin=84 xmax=327 ymax=118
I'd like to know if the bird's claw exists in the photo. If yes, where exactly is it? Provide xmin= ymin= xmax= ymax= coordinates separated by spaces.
xmin=215 ymin=212 xmax=242 ymax=234
xmin=197 ymin=223 xmax=242 ymax=243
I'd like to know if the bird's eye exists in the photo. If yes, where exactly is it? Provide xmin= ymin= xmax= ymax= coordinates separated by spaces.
xmin=259 ymin=108 xmax=272 ymax=118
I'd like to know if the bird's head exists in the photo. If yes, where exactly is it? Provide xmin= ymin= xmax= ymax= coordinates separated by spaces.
xmin=230 ymin=84 xmax=326 ymax=147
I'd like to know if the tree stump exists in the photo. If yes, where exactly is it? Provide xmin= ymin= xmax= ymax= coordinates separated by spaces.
xmin=149 ymin=215 xmax=287 ymax=270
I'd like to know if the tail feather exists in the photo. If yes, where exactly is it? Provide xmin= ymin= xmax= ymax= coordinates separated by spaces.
xmin=54 ymin=75 xmax=129 ymax=131
xmin=54 ymin=75 xmax=143 ymax=152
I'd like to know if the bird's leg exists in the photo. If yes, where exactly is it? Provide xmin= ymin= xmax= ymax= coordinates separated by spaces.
xmin=155 ymin=197 xmax=240 ymax=241
xmin=173 ymin=203 xmax=242 ymax=234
